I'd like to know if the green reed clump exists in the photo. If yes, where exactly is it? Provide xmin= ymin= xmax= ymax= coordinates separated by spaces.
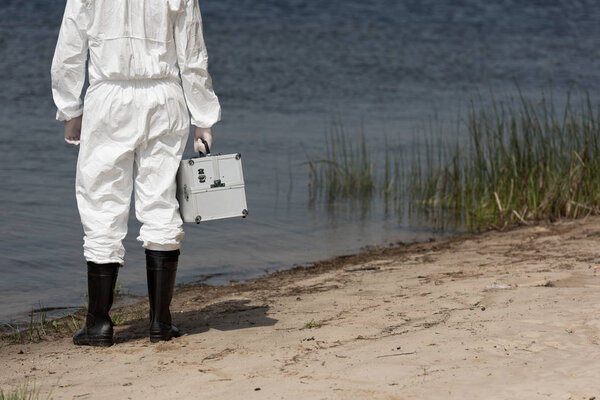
xmin=306 ymin=92 xmax=600 ymax=231
xmin=308 ymin=121 xmax=376 ymax=206
xmin=413 ymin=93 xmax=600 ymax=231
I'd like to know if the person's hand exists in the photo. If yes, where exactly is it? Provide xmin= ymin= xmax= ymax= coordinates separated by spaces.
xmin=64 ymin=115 xmax=82 ymax=146
xmin=194 ymin=126 xmax=213 ymax=154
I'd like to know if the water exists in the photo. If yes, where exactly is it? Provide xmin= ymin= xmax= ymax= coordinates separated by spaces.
xmin=1 ymin=0 xmax=599 ymax=324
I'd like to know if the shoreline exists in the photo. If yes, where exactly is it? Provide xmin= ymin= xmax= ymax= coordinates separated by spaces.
xmin=2 ymin=218 xmax=600 ymax=398
xmin=2 ymin=228 xmax=457 ymax=337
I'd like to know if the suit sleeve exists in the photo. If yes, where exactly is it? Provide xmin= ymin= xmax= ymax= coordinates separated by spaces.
xmin=173 ymin=0 xmax=222 ymax=128
xmin=51 ymin=0 xmax=90 ymax=122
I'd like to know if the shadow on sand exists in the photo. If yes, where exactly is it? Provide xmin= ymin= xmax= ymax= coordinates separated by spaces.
xmin=115 ymin=299 xmax=278 ymax=344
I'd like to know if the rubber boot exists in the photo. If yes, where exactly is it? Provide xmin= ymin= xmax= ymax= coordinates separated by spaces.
xmin=146 ymin=249 xmax=181 ymax=342
xmin=73 ymin=262 xmax=119 ymax=347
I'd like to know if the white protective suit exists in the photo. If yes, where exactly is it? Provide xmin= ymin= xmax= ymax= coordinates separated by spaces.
xmin=51 ymin=0 xmax=221 ymax=264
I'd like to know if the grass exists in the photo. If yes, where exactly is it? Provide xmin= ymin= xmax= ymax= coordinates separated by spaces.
xmin=68 ymin=308 xmax=80 ymax=331
xmin=2 ymin=285 xmax=135 ymax=345
xmin=303 ymin=319 xmax=322 ymax=329
xmin=2 ymin=307 xmax=131 ymax=345
xmin=307 ymin=91 xmax=600 ymax=231
xmin=111 ymin=312 xmax=126 ymax=326
xmin=0 ymin=380 xmax=50 ymax=400
xmin=114 ymin=281 xmax=123 ymax=296
xmin=307 ymin=119 xmax=376 ymax=207
xmin=1 ymin=309 xmax=83 ymax=345
xmin=24 ymin=308 xmax=48 ymax=342
xmin=412 ymin=91 xmax=600 ymax=231
xmin=1 ymin=324 xmax=22 ymax=344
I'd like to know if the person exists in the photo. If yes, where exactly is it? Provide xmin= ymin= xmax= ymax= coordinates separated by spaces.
xmin=51 ymin=0 xmax=221 ymax=346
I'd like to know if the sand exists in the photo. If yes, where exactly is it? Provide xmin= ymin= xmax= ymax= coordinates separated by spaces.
xmin=2 ymin=218 xmax=600 ymax=399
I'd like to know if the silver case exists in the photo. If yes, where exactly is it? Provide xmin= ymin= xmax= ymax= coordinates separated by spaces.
xmin=176 ymin=153 xmax=248 ymax=223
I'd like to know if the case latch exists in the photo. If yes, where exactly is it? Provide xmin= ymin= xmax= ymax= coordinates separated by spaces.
xmin=211 ymin=179 xmax=225 ymax=188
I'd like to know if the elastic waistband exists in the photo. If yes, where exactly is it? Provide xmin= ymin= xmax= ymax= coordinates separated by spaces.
xmin=91 ymin=77 xmax=181 ymax=88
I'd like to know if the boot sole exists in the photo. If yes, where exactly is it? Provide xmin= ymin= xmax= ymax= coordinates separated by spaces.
xmin=149 ymin=331 xmax=181 ymax=343
xmin=73 ymin=336 xmax=114 ymax=347
xmin=150 ymin=336 xmax=169 ymax=343
xmin=150 ymin=334 xmax=176 ymax=343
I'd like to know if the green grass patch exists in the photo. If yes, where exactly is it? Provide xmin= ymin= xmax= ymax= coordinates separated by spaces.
xmin=303 ymin=319 xmax=322 ymax=329
xmin=110 ymin=312 xmax=126 ymax=326
xmin=1 ymin=307 xmax=87 ymax=345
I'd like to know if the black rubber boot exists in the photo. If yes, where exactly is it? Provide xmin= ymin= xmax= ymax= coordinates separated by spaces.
xmin=73 ymin=262 xmax=119 ymax=347
xmin=146 ymin=249 xmax=181 ymax=342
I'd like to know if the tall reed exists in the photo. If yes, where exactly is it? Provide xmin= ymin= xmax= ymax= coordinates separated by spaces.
xmin=413 ymin=92 xmax=600 ymax=230
xmin=307 ymin=92 xmax=600 ymax=231
xmin=307 ymin=121 xmax=375 ymax=207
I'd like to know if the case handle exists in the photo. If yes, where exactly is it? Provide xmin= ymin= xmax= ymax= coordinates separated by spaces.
xmin=198 ymin=139 xmax=211 ymax=158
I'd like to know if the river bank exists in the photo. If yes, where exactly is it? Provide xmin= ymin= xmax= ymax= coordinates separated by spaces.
xmin=2 ymin=218 xmax=600 ymax=399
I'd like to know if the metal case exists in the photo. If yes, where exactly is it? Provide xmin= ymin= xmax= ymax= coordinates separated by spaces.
xmin=176 ymin=153 xmax=248 ymax=223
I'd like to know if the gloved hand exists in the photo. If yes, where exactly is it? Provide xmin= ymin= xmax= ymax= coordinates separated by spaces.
xmin=64 ymin=115 xmax=82 ymax=146
xmin=194 ymin=126 xmax=213 ymax=154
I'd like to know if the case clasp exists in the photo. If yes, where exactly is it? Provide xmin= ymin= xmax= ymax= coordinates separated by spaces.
xmin=210 ymin=179 xmax=225 ymax=188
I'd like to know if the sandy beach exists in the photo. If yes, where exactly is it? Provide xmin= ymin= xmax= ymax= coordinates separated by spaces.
xmin=2 ymin=218 xmax=600 ymax=399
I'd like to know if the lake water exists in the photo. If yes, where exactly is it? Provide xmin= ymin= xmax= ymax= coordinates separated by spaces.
xmin=1 ymin=0 xmax=599 ymax=324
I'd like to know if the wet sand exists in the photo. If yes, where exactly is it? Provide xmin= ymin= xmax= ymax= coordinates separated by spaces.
xmin=2 ymin=218 xmax=600 ymax=399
